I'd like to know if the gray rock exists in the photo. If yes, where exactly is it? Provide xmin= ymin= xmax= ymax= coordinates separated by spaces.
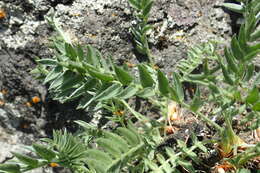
xmin=0 ymin=126 xmax=23 ymax=162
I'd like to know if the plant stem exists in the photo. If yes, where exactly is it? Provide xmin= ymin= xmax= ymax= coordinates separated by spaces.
xmin=144 ymin=39 xmax=155 ymax=66
xmin=120 ymin=99 xmax=152 ymax=128
xmin=149 ymin=97 xmax=223 ymax=133
xmin=182 ymin=103 xmax=223 ymax=133
xmin=157 ymin=139 xmax=214 ymax=171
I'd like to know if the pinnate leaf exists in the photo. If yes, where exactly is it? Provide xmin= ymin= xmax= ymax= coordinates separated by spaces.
xmin=114 ymin=65 xmax=133 ymax=85
xmin=157 ymin=70 xmax=169 ymax=96
xmin=138 ymin=65 xmax=154 ymax=88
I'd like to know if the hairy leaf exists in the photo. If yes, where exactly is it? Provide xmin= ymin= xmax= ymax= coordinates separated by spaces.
xmin=0 ymin=164 xmax=21 ymax=173
xmin=95 ymin=83 xmax=122 ymax=101
xmin=88 ymin=69 xmax=114 ymax=82
xmin=143 ymin=1 xmax=153 ymax=18
xmin=65 ymin=43 xmax=77 ymax=60
xmin=116 ymin=85 xmax=139 ymax=99
xmin=190 ymin=88 xmax=203 ymax=112
xmin=114 ymin=65 xmax=133 ymax=85
xmin=96 ymin=138 xmax=122 ymax=157
xmin=85 ymin=149 xmax=112 ymax=166
xmin=222 ymin=3 xmax=244 ymax=13
xmin=103 ymin=132 xmax=129 ymax=153
xmin=157 ymin=70 xmax=169 ymax=96
xmin=12 ymin=152 xmax=38 ymax=168
xmin=224 ymin=47 xmax=238 ymax=73
xmin=117 ymin=127 xmax=140 ymax=146
xmin=231 ymin=36 xmax=245 ymax=61
xmin=36 ymin=58 xmax=57 ymax=66
xmin=172 ymin=72 xmax=184 ymax=102
xmin=33 ymin=144 xmax=56 ymax=161
xmin=138 ymin=65 xmax=154 ymax=88
xmin=252 ymin=102 xmax=260 ymax=111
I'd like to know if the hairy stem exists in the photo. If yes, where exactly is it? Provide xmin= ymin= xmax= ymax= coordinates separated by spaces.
xmin=120 ymin=99 xmax=152 ymax=128
xmin=182 ymin=103 xmax=223 ymax=133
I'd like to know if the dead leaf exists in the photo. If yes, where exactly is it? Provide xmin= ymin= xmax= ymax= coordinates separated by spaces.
xmin=253 ymin=127 xmax=260 ymax=142
xmin=168 ymin=101 xmax=181 ymax=121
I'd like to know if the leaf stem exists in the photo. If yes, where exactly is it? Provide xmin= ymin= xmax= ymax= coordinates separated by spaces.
xmin=120 ymin=99 xmax=152 ymax=128
xmin=182 ymin=103 xmax=223 ymax=133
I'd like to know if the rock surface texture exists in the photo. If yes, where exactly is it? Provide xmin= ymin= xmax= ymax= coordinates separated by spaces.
xmin=0 ymin=0 xmax=234 ymax=172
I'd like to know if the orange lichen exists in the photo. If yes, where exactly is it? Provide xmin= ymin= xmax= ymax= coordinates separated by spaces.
xmin=1 ymin=89 xmax=8 ymax=95
xmin=0 ymin=9 xmax=6 ymax=19
xmin=26 ymin=102 xmax=32 ymax=107
xmin=85 ymin=33 xmax=97 ymax=39
xmin=197 ymin=11 xmax=202 ymax=17
xmin=49 ymin=163 xmax=59 ymax=168
xmin=0 ymin=100 xmax=5 ymax=106
xmin=22 ymin=124 xmax=29 ymax=129
xmin=113 ymin=110 xmax=124 ymax=116
xmin=214 ymin=162 xmax=235 ymax=172
xmin=165 ymin=126 xmax=175 ymax=134
xmin=152 ymin=65 xmax=159 ymax=70
xmin=111 ymin=13 xmax=117 ymax=17
xmin=71 ymin=13 xmax=81 ymax=17
xmin=32 ymin=96 xmax=41 ymax=104
xmin=126 ymin=62 xmax=136 ymax=68
xmin=188 ymin=87 xmax=195 ymax=95
xmin=218 ymin=147 xmax=233 ymax=158
xmin=253 ymin=127 xmax=260 ymax=142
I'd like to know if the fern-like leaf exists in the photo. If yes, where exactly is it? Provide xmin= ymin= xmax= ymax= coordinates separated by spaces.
xmin=84 ymin=127 xmax=145 ymax=172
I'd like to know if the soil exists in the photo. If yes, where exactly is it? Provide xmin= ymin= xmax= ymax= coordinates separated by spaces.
xmin=0 ymin=0 xmax=256 ymax=172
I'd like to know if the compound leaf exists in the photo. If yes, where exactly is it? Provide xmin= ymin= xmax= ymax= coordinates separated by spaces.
xmin=33 ymin=144 xmax=56 ymax=161
xmin=157 ymin=70 xmax=169 ymax=96
xmin=172 ymin=72 xmax=184 ymax=102
xmin=95 ymin=83 xmax=122 ymax=101
xmin=0 ymin=164 xmax=21 ymax=173
xmin=138 ymin=65 xmax=154 ymax=88
xmin=114 ymin=65 xmax=133 ymax=85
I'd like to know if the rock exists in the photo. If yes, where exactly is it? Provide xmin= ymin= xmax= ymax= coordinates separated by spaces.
xmin=0 ymin=126 xmax=53 ymax=173
xmin=0 ymin=126 xmax=28 ymax=162
xmin=0 ymin=104 xmax=21 ymax=129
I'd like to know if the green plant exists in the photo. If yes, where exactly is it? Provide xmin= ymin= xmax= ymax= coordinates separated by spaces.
xmin=0 ymin=130 xmax=88 ymax=173
xmin=128 ymin=0 xmax=154 ymax=63
xmin=178 ymin=0 xmax=260 ymax=158
xmin=0 ymin=0 xmax=259 ymax=172
xmin=227 ymin=142 xmax=260 ymax=169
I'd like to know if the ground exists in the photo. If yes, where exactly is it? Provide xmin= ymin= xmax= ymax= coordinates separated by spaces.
xmin=0 ymin=0 xmax=242 ymax=172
